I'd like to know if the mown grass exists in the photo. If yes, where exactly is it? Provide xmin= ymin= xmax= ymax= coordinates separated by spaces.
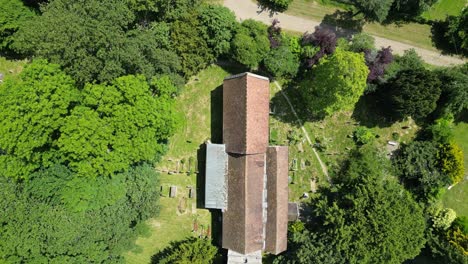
xmin=269 ymin=81 xmax=328 ymax=200
xmin=442 ymin=122 xmax=468 ymax=217
xmin=0 ymin=57 xmax=27 ymax=81
xmin=422 ymin=0 xmax=466 ymax=21
xmin=273 ymin=80 xmax=419 ymax=177
xmin=285 ymin=0 xmax=436 ymax=50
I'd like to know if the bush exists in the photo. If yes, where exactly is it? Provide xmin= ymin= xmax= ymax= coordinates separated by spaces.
xmin=437 ymin=141 xmax=465 ymax=185
xmin=395 ymin=140 xmax=450 ymax=201
xmin=353 ymin=126 xmax=375 ymax=145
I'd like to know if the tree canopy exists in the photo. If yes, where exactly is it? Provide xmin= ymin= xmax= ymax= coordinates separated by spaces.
xmin=0 ymin=60 xmax=179 ymax=179
xmin=12 ymin=0 xmax=182 ymax=85
xmin=155 ymin=237 xmax=219 ymax=264
xmin=386 ymin=68 xmax=441 ymax=120
xmin=231 ymin=19 xmax=270 ymax=70
xmin=257 ymin=0 xmax=294 ymax=13
xmin=395 ymin=140 xmax=450 ymax=200
xmin=0 ymin=0 xmax=36 ymax=53
xmin=300 ymin=48 xmax=369 ymax=117
xmin=275 ymin=147 xmax=427 ymax=264
xmin=344 ymin=0 xmax=435 ymax=23
xmin=197 ymin=4 xmax=238 ymax=58
xmin=0 ymin=164 xmax=160 ymax=263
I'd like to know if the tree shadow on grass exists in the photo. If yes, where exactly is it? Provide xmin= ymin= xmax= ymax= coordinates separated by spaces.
xmin=270 ymin=81 xmax=326 ymax=127
xmin=320 ymin=10 xmax=365 ymax=39
xmin=431 ymin=19 xmax=467 ymax=57
xmin=351 ymin=92 xmax=395 ymax=128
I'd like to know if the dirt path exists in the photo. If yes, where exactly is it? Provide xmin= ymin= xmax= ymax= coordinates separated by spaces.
xmin=273 ymin=81 xmax=331 ymax=183
xmin=224 ymin=0 xmax=467 ymax=67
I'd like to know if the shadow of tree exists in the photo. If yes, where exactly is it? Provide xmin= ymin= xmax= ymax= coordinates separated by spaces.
xmin=431 ymin=19 xmax=467 ymax=57
xmin=351 ymin=92 xmax=395 ymax=128
xmin=270 ymin=80 xmax=326 ymax=126
xmin=320 ymin=10 xmax=365 ymax=39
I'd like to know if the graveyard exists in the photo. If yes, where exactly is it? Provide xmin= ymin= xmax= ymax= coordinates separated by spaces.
xmin=124 ymin=62 xmax=428 ymax=263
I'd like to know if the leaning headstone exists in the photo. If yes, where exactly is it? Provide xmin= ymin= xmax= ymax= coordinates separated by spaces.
xmin=0 ymin=73 xmax=4 ymax=82
xmin=300 ymin=159 xmax=306 ymax=170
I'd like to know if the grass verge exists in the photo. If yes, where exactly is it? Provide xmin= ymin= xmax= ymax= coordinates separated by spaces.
xmin=442 ymin=122 xmax=468 ymax=217
xmin=422 ymin=0 xmax=466 ymax=21
xmin=285 ymin=0 xmax=435 ymax=51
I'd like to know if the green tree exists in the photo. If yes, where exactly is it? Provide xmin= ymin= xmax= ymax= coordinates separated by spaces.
xmin=257 ymin=0 xmax=294 ymax=13
xmin=59 ymin=75 xmax=180 ymax=177
xmin=264 ymin=45 xmax=300 ymax=78
xmin=0 ymin=60 xmax=79 ymax=179
xmin=349 ymin=0 xmax=395 ymax=22
xmin=155 ymin=237 xmax=219 ymax=264
xmin=387 ymin=68 xmax=441 ymax=120
xmin=395 ymin=141 xmax=450 ymax=200
xmin=434 ymin=64 xmax=468 ymax=118
xmin=124 ymin=23 xmax=183 ymax=84
xmin=197 ymin=4 xmax=238 ymax=57
xmin=384 ymin=49 xmax=425 ymax=80
xmin=446 ymin=8 xmax=468 ymax=56
xmin=0 ymin=60 xmax=180 ymax=179
xmin=387 ymin=0 xmax=436 ymax=22
xmin=171 ymin=13 xmax=214 ymax=77
xmin=231 ymin=19 xmax=270 ymax=70
xmin=276 ymin=147 xmax=426 ymax=264
xmin=12 ymin=0 xmax=183 ymax=86
xmin=0 ymin=164 xmax=160 ymax=263
xmin=300 ymin=48 xmax=369 ymax=117
xmin=0 ymin=0 xmax=36 ymax=53
xmin=13 ymin=0 xmax=135 ymax=85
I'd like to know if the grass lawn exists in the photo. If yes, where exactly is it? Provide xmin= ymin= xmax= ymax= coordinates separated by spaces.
xmin=0 ymin=57 xmax=27 ymax=81
xmin=273 ymin=80 xmax=419 ymax=177
xmin=285 ymin=0 xmax=435 ymax=51
xmin=422 ymin=0 xmax=467 ymax=21
xmin=442 ymin=122 xmax=468 ymax=217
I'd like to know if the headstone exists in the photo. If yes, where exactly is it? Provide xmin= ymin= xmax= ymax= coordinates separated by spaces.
xmin=291 ymin=159 xmax=298 ymax=171
xmin=297 ymin=142 xmax=304 ymax=153
xmin=0 ymin=73 xmax=4 ymax=82
xmin=170 ymin=186 xmax=177 ymax=198
xmin=188 ymin=187 xmax=195 ymax=199
xmin=300 ymin=159 xmax=306 ymax=170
